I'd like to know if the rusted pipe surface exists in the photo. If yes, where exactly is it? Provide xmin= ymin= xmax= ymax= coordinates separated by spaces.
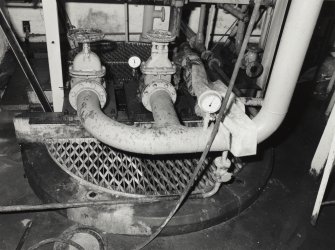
xmin=77 ymin=90 xmax=229 ymax=155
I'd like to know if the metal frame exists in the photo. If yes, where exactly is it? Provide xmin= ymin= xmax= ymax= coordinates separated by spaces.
xmin=41 ymin=0 xmax=64 ymax=112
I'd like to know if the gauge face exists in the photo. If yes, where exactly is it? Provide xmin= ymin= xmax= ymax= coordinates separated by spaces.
xmin=199 ymin=93 xmax=222 ymax=113
xmin=128 ymin=56 xmax=141 ymax=69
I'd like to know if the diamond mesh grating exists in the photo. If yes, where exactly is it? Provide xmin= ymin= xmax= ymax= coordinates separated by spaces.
xmin=100 ymin=42 xmax=151 ymax=84
xmin=45 ymin=138 xmax=218 ymax=197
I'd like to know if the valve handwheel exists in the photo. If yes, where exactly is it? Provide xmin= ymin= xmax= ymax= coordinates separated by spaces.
xmin=145 ymin=29 xmax=176 ymax=43
xmin=68 ymin=28 xmax=105 ymax=43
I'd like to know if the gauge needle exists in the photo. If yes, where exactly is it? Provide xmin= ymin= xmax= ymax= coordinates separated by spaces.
xmin=209 ymin=97 xmax=216 ymax=107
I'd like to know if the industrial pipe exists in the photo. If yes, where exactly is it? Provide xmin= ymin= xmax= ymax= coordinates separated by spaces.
xmin=77 ymin=90 xmax=229 ymax=155
xmin=180 ymin=21 xmax=196 ymax=40
xmin=177 ymin=43 xmax=223 ymax=113
xmin=150 ymin=90 xmax=180 ymax=126
xmin=196 ymin=4 xmax=207 ymax=46
xmin=141 ymin=5 xmax=165 ymax=41
xmin=256 ymin=0 xmax=289 ymax=95
xmin=169 ymin=0 xmax=183 ymax=37
xmin=253 ymin=0 xmax=323 ymax=142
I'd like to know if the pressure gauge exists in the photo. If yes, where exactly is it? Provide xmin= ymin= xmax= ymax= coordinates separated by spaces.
xmin=128 ymin=56 xmax=141 ymax=69
xmin=198 ymin=91 xmax=222 ymax=113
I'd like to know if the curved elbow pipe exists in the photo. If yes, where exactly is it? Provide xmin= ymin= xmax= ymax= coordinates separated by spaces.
xmin=253 ymin=0 xmax=323 ymax=143
xmin=77 ymin=90 xmax=230 ymax=155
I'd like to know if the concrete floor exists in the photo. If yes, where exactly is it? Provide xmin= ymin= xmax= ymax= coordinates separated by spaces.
xmin=0 ymin=82 xmax=335 ymax=250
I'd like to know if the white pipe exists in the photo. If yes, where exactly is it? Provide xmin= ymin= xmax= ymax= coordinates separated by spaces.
xmin=256 ymin=0 xmax=289 ymax=94
xmin=77 ymin=90 xmax=230 ymax=155
xmin=42 ymin=0 xmax=64 ymax=112
xmin=253 ymin=0 xmax=323 ymax=142
xmin=150 ymin=90 xmax=180 ymax=126
xmin=141 ymin=5 xmax=155 ymax=41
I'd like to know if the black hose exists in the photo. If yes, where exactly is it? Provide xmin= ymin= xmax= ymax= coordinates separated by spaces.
xmin=133 ymin=1 xmax=262 ymax=250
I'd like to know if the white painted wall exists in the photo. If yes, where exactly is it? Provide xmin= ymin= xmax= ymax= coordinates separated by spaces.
xmin=4 ymin=2 xmax=261 ymax=43
xmin=6 ymin=3 xmax=170 ymax=42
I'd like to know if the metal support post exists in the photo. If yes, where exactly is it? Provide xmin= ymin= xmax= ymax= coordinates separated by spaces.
xmin=42 ymin=0 xmax=64 ymax=112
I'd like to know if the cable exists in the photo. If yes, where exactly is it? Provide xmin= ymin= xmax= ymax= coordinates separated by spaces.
xmin=133 ymin=1 xmax=262 ymax=249
xmin=0 ymin=197 xmax=167 ymax=213
xmin=322 ymin=200 xmax=335 ymax=206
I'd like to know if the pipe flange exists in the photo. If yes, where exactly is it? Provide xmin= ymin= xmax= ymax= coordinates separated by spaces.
xmin=69 ymin=66 xmax=106 ymax=79
xmin=69 ymin=80 xmax=107 ymax=110
xmin=142 ymin=81 xmax=177 ymax=111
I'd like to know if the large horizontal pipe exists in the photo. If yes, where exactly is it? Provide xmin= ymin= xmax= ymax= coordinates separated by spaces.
xmin=77 ymin=90 xmax=229 ymax=155
xmin=253 ymin=0 xmax=323 ymax=142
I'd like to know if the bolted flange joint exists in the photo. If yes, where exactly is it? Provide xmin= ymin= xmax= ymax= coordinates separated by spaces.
xmin=141 ymin=80 xmax=177 ymax=111
xmin=69 ymin=80 xmax=107 ymax=110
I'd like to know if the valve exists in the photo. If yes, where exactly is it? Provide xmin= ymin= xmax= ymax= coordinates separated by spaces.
xmin=68 ymin=28 xmax=107 ymax=111
xmin=214 ymin=151 xmax=233 ymax=183
xmin=242 ymin=44 xmax=263 ymax=78
xmin=68 ymin=28 xmax=106 ymax=79
xmin=140 ymin=30 xmax=177 ymax=111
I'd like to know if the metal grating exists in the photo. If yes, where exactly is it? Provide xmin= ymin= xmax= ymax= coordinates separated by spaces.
xmin=45 ymin=138 xmax=219 ymax=197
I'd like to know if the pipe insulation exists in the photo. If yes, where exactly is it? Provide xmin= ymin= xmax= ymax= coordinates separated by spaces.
xmin=77 ymin=90 xmax=230 ymax=155
xmin=253 ymin=0 xmax=323 ymax=142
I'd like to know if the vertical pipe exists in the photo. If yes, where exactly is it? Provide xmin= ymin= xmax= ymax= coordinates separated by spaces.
xmin=124 ymin=3 xmax=129 ymax=42
xmin=256 ymin=0 xmax=289 ymax=95
xmin=235 ymin=20 xmax=245 ymax=54
xmin=196 ymin=4 xmax=206 ymax=45
xmin=42 ymin=0 xmax=64 ymax=112
xmin=169 ymin=5 xmax=183 ymax=38
xmin=253 ymin=0 xmax=323 ymax=142
xmin=235 ymin=5 xmax=248 ymax=54
xmin=205 ymin=4 xmax=216 ymax=49
xmin=258 ymin=7 xmax=273 ymax=50
xmin=141 ymin=5 xmax=155 ymax=41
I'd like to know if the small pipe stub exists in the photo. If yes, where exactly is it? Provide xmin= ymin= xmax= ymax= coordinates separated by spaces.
xmin=153 ymin=7 xmax=165 ymax=22
xmin=141 ymin=81 xmax=177 ymax=111
xmin=69 ymin=80 xmax=107 ymax=110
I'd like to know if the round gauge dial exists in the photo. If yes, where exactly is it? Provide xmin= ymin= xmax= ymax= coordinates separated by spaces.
xmin=128 ymin=56 xmax=141 ymax=69
xmin=198 ymin=92 xmax=222 ymax=113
